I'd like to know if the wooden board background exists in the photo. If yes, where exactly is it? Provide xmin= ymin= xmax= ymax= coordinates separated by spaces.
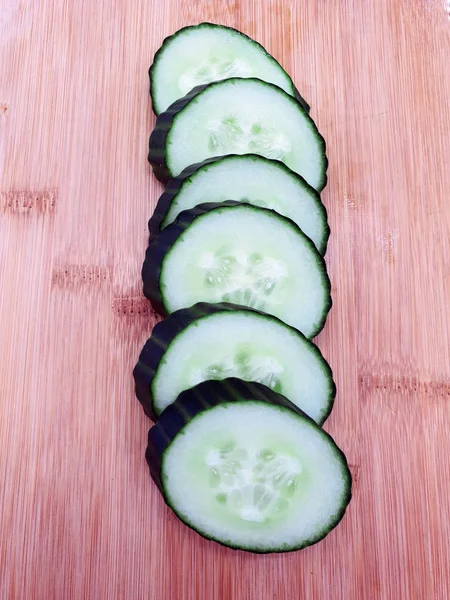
xmin=1 ymin=1 xmax=450 ymax=598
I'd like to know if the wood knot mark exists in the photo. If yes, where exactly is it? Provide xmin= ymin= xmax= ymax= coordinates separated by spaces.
xmin=380 ymin=231 xmax=398 ymax=264
xmin=1 ymin=189 xmax=57 ymax=214
xmin=348 ymin=464 xmax=361 ymax=488
xmin=0 ymin=103 xmax=8 ymax=116
xmin=112 ymin=296 xmax=157 ymax=319
xmin=359 ymin=373 xmax=450 ymax=397
xmin=52 ymin=265 xmax=111 ymax=288
xmin=180 ymin=0 xmax=238 ymax=23
xmin=346 ymin=196 xmax=361 ymax=211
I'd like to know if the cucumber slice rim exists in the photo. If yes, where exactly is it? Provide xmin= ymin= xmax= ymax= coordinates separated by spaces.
xmin=149 ymin=22 xmax=310 ymax=115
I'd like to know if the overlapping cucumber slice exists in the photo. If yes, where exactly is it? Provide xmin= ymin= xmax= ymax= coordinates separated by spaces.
xmin=146 ymin=378 xmax=351 ymax=553
xmin=139 ymin=23 xmax=351 ymax=556
xmin=148 ymin=78 xmax=327 ymax=191
xmin=133 ymin=302 xmax=335 ymax=423
xmin=142 ymin=202 xmax=331 ymax=339
xmin=149 ymin=154 xmax=329 ymax=255
xmin=150 ymin=23 xmax=310 ymax=115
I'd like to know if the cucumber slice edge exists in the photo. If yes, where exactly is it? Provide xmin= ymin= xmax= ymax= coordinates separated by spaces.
xmin=133 ymin=301 xmax=336 ymax=423
xmin=148 ymin=77 xmax=328 ymax=190
xmin=149 ymin=22 xmax=310 ymax=115
xmin=148 ymin=153 xmax=330 ymax=256
xmin=146 ymin=378 xmax=352 ymax=553
xmin=142 ymin=201 xmax=333 ymax=338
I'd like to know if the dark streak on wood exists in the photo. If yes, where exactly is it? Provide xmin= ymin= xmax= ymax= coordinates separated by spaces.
xmin=1 ymin=190 xmax=57 ymax=214
xmin=112 ymin=295 xmax=159 ymax=320
xmin=52 ymin=265 xmax=112 ymax=287
xmin=359 ymin=373 xmax=450 ymax=397
xmin=348 ymin=464 xmax=361 ymax=488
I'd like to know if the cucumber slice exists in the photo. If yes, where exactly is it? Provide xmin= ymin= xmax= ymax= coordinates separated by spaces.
xmin=149 ymin=154 xmax=330 ymax=255
xmin=146 ymin=378 xmax=352 ymax=553
xmin=142 ymin=202 xmax=331 ymax=338
xmin=148 ymin=78 xmax=327 ymax=191
xmin=133 ymin=302 xmax=335 ymax=423
xmin=149 ymin=23 xmax=309 ymax=115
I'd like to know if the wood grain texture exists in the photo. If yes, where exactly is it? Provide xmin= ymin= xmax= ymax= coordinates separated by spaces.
xmin=1 ymin=1 xmax=449 ymax=598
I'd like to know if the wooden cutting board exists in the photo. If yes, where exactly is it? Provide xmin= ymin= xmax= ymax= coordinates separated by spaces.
xmin=1 ymin=1 xmax=449 ymax=598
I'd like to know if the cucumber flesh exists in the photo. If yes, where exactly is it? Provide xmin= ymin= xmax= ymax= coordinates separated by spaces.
xmin=133 ymin=303 xmax=335 ymax=424
xmin=148 ymin=78 xmax=327 ymax=191
xmin=147 ymin=378 xmax=352 ymax=553
xmin=149 ymin=154 xmax=329 ymax=255
xmin=149 ymin=23 xmax=309 ymax=115
xmin=142 ymin=202 xmax=332 ymax=339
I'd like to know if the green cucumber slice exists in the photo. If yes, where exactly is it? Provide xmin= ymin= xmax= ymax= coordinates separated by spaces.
xmin=142 ymin=202 xmax=332 ymax=339
xmin=150 ymin=23 xmax=310 ymax=115
xmin=133 ymin=302 xmax=335 ymax=423
xmin=146 ymin=378 xmax=352 ymax=553
xmin=149 ymin=154 xmax=330 ymax=255
xmin=148 ymin=78 xmax=327 ymax=191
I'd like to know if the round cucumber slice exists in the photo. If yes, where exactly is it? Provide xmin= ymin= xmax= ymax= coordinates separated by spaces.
xmin=150 ymin=22 xmax=310 ymax=115
xmin=149 ymin=154 xmax=330 ymax=255
xmin=142 ymin=202 xmax=332 ymax=339
xmin=146 ymin=378 xmax=352 ymax=553
xmin=148 ymin=78 xmax=327 ymax=191
xmin=133 ymin=302 xmax=335 ymax=424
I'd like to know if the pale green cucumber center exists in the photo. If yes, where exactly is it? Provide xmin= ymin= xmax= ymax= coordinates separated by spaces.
xmin=166 ymin=80 xmax=325 ymax=190
xmin=205 ymin=441 xmax=302 ymax=523
xmin=179 ymin=57 xmax=251 ymax=96
xmin=191 ymin=345 xmax=284 ymax=393
xmin=161 ymin=205 xmax=330 ymax=337
xmin=201 ymin=247 xmax=288 ymax=312
xmin=163 ymin=403 xmax=349 ymax=550
xmin=207 ymin=115 xmax=291 ymax=161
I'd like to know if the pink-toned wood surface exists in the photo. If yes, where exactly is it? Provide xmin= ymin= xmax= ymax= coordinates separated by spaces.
xmin=1 ymin=1 xmax=450 ymax=598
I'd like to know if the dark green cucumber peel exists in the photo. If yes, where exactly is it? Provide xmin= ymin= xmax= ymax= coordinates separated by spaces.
xmin=145 ymin=377 xmax=352 ymax=553
xmin=143 ymin=200 xmax=243 ymax=316
xmin=149 ymin=22 xmax=310 ymax=116
xmin=147 ymin=156 xmax=223 ymax=238
xmin=146 ymin=378 xmax=307 ymax=492
xmin=133 ymin=302 xmax=212 ymax=421
xmin=147 ymin=85 xmax=200 ymax=184
xmin=148 ymin=78 xmax=328 ymax=188
xmin=133 ymin=301 xmax=336 ymax=422
xmin=147 ymin=154 xmax=330 ymax=256
xmin=141 ymin=200 xmax=332 ymax=337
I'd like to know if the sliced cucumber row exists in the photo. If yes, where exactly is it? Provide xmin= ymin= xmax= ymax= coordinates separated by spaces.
xmin=133 ymin=302 xmax=335 ymax=424
xmin=138 ymin=24 xmax=350 ymax=555
xmin=148 ymin=78 xmax=327 ymax=191
xmin=142 ymin=202 xmax=332 ymax=339
xmin=146 ymin=378 xmax=351 ymax=553
xmin=150 ymin=23 xmax=310 ymax=115
xmin=148 ymin=154 xmax=330 ymax=255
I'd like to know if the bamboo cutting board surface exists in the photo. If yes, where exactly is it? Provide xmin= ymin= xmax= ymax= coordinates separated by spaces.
xmin=1 ymin=1 xmax=450 ymax=598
